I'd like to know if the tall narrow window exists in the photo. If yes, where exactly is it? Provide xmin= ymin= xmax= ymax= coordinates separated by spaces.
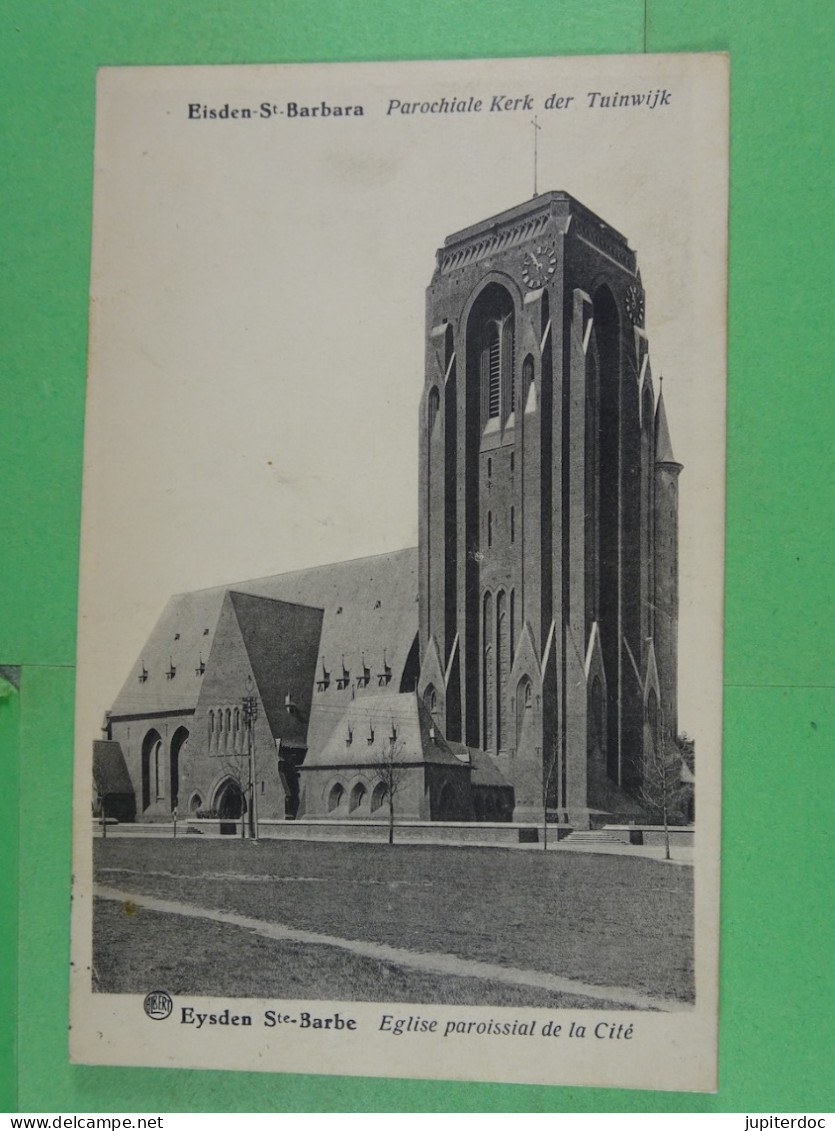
xmin=497 ymin=590 xmax=507 ymax=750
xmin=510 ymin=589 xmax=516 ymax=657
xmin=487 ymin=510 xmax=493 ymax=548
xmin=472 ymin=285 xmax=515 ymax=431
xmin=522 ymin=354 xmax=535 ymax=412
xmin=427 ymin=385 xmax=440 ymax=434
xmin=510 ymin=506 xmax=515 ymax=543
xmin=487 ymin=325 xmax=501 ymax=418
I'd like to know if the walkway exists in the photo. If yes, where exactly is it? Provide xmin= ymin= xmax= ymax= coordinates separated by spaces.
xmin=96 ymin=884 xmax=691 ymax=1013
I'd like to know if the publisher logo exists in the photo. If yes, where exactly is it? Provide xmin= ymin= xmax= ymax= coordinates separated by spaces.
xmin=143 ymin=990 xmax=173 ymax=1020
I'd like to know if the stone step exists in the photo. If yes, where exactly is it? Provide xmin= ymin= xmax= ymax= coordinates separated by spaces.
xmin=564 ymin=830 xmax=624 ymax=844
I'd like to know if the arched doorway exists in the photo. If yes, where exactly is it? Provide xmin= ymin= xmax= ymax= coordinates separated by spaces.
xmin=214 ymin=777 xmax=245 ymax=819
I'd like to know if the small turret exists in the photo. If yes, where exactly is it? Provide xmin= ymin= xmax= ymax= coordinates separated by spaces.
xmin=653 ymin=387 xmax=683 ymax=742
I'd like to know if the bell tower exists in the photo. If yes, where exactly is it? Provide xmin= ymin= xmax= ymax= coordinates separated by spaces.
xmin=417 ymin=192 xmax=679 ymax=827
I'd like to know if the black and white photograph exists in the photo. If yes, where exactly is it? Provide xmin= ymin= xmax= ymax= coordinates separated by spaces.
xmin=71 ymin=52 xmax=728 ymax=1091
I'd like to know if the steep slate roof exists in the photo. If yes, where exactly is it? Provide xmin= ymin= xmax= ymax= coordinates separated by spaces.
xmin=110 ymin=588 xmax=227 ymax=718
xmin=655 ymin=389 xmax=680 ymax=465
xmin=311 ymin=691 xmax=465 ymax=769
xmin=468 ymin=748 xmax=513 ymax=789
xmin=93 ymin=740 xmax=134 ymax=794
xmin=110 ymin=549 xmax=419 ymax=756
xmin=211 ymin=591 xmax=322 ymax=748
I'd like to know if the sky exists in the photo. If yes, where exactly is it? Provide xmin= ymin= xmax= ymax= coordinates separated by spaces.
xmin=76 ymin=53 xmax=728 ymax=757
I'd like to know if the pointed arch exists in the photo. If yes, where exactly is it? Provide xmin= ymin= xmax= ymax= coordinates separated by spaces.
xmin=427 ymin=385 xmax=440 ymax=435
xmin=516 ymin=674 xmax=533 ymax=749
xmin=169 ymin=726 xmax=189 ymax=812
xmin=213 ymin=776 xmax=244 ymax=819
xmin=496 ymin=589 xmax=508 ymax=750
xmin=482 ymin=590 xmax=494 ymax=750
xmin=349 ymin=782 xmax=367 ymax=813
xmin=423 ymin=682 xmax=438 ymax=717
xmin=140 ymin=728 xmax=163 ymax=812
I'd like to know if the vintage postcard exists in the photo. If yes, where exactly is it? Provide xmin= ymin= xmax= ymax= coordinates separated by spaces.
xmin=71 ymin=52 xmax=728 ymax=1091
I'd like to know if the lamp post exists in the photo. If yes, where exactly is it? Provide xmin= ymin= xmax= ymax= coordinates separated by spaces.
xmin=242 ymin=675 xmax=259 ymax=841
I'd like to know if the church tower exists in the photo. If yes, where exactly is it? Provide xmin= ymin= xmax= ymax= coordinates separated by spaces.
xmin=417 ymin=191 xmax=680 ymax=826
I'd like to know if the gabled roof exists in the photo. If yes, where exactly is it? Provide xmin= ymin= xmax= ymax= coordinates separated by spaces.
xmin=310 ymin=691 xmax=465 ymax=769
xmin=468 ymin=748 xmax=514 ymax=789
xmin=110 ymin=588 xmax=227 ymax=718
xmin=203 ymin=591 xmax=321 ymax=747
xmin=109 ymin=549 xmax=420 ymax=758
xmin=233 ymin=549 xmax=420 ymax=754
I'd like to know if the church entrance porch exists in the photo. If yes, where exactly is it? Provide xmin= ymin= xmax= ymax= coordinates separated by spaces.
xmin=213 ymin=778 xmax=245 ymax=820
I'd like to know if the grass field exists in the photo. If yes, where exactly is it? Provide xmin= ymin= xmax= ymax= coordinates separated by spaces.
xmin=93 ymin=838 xmax=693 ymax=1005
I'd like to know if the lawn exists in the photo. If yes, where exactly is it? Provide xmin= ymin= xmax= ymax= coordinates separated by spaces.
xmin=93 ymin=900 xmax=628 ymax=1009
xmin=94 ymin=838 xmax=693 ymax=1004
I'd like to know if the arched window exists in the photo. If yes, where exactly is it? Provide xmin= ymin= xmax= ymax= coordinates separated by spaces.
xmin=153 ymin=739 xmax=164 ymax=801
xmin=349 ymin=782 xmax=367 ymax=813
xmin=522 ymin=354 xmax=534 ymax=400
xmin=427 ymin=385 xmax=440 ymax=434
xmin=169 ymin=727 xmax=189 ymax=811
xmin=646 ymin=689 xmax=659 ymax=758
xmin=208 ymin=710 xmax=214 ymax=742
xmin=327 ymin=783 xmax=345 ymax=812
xmin=509 ymin=589 xmax=516 ymax=657
xmin=371 ymin=782 xmax=387 ymax=811
xmin=482 ymin=591 xmax=494 ymax=750
xmin=189 ymin=792 xmax=203 ymax=814
xmin=496 ymin=590 xmax=507 ymax=750
xmin=141 ymin=728 xmax=163 ymax=811
xmin=470 ymin=284 xmax=515 ymax=430
xmin=516 ymin=676 xmax=533 ymax=749
xmin=435 ymin=780 xmax=453 ymax=818
xmin=423 ymin=683 xmax=438 ymax=716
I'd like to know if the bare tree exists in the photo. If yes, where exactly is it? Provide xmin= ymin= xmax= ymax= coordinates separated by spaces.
xmin=638 ymin=735 xmax=688 ymax=860
xmin=370 ymin=740 xmax=408 ymax=845
xmin=541 ymin=742 xmax=559 ymax=851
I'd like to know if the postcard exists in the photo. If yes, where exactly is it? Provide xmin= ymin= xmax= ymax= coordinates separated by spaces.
xmin=71 ymin=51 xmax=728 ymax=1091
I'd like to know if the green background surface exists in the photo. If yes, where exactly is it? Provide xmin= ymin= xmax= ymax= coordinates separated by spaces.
xmin=1 ymin=0 xmax=832 ymax=1113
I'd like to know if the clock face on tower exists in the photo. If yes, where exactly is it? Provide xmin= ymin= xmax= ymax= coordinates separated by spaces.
xmin=521 ymin=242 xmax=557 ymax=289
xmin=625 ymin=284 xmax=645 ymax=326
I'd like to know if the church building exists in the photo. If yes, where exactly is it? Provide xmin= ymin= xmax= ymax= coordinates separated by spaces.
xmin=94 ymin=191 xmax=681 ymax=831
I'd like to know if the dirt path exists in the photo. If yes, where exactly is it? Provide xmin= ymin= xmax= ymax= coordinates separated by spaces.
xmin=96 ymin=884 xmax=691 ymax=1012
